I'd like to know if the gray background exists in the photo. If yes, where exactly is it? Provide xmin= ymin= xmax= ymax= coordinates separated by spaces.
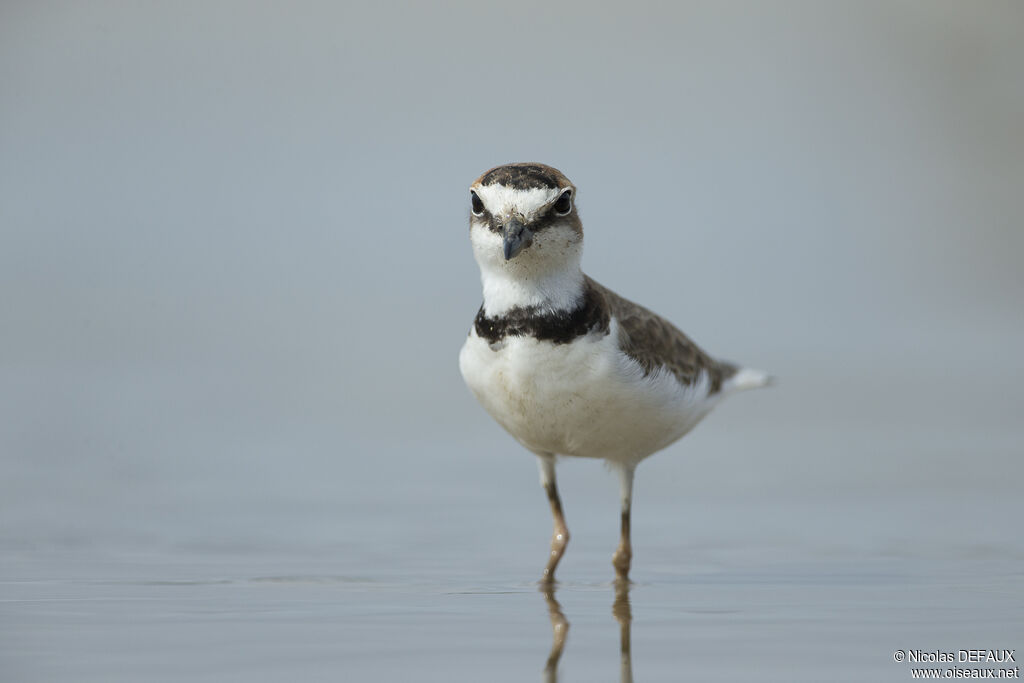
xmin=2 ymin=2 xmax=1022 ymax=681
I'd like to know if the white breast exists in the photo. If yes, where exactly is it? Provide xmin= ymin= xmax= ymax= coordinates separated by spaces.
xmin=458 ymin=319 xmax=722 ymax=465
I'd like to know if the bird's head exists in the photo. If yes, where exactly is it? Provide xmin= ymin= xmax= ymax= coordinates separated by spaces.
xmin=468 ymin=163 xmax=582 ymax=274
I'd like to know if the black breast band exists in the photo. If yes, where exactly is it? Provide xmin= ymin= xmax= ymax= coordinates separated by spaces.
xmin=474 ymin=284 xmax=610 ymax=345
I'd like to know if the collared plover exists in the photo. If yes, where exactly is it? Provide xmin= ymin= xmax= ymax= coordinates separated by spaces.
xmin=459 ymin=163 xmax=771 ymax=582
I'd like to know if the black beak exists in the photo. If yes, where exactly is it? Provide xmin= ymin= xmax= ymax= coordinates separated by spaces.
xmin=502 ymin=217 xmax=532 ymax=260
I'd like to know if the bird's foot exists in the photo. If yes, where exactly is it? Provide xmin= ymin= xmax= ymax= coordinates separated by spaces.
xmin=612 ymin=545 xmax=632 ymax=581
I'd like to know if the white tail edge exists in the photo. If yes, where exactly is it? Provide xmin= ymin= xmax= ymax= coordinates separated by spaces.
xmin=724 ymin=367 xmax=775 ymax=393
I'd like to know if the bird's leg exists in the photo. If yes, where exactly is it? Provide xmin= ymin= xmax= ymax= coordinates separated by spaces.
xmin=612 ymin=464 xmax=635 ymax=581
xmin=538 ymin=455 xmax=569 ymax=583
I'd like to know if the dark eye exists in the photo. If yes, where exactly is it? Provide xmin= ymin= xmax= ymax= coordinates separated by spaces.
xmin=553 ymin=190 xmax=572 ymax=215
xmin=470 ymin=191 xmax=484 ymax=216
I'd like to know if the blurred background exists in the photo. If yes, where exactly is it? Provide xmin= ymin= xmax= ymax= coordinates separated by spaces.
xmin=2 ymin=1 xmax=1022 ymax=681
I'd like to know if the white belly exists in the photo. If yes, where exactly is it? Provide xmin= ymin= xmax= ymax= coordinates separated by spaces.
xmin=458 ymin=323 xmax=720 ymax=463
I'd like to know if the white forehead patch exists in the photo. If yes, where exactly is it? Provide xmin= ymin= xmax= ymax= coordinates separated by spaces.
xmin=474 ymin=184 xmax=562 ymax=221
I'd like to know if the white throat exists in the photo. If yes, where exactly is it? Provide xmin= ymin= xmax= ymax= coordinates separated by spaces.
xmin=471 ymin=223 xmax=585 ymax=317
xmin=479 ymin=261 xmax=585 ymax=317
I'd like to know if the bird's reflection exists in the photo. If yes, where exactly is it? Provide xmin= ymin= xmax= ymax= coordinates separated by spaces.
xmin=541 ymin=583 xmax=569 ymax=683
xmin=539 ymin=580 xmax=634 ymax=683
xmin=612 ymin=579 xmax=634 ymax=683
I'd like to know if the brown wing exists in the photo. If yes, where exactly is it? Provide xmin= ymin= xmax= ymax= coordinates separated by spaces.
xmin=586 ymin=276 xmax=737 ymax=394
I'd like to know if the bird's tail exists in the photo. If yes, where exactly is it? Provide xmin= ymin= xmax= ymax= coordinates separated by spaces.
xmin=720 ymin=364 xmax=775 ymax=394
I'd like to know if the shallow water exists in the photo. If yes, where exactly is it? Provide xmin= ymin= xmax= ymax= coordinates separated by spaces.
xmin=3 ymin=360 xmax=1023 ymax=681
xmin=4 ymin=490 xmax=1022 ymax=682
